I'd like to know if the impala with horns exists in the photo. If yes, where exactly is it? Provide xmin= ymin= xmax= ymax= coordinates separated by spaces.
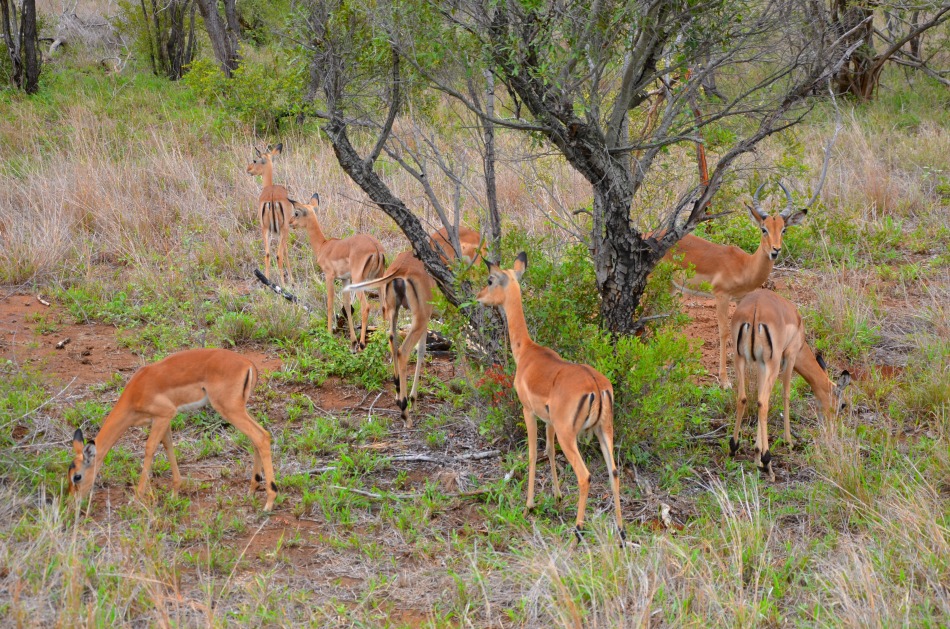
xmin=664 ymin=181 xmax=807 ymax=388
xmin=67 ymin=349 xmax=278 ymax=511
xmin=247 ymin=143 xmax=295 ymax=286
xmin=478 ymin=253 xmax=623 ymax=540
xmin=429 ymin=226 xmax=486 ymax=264
xmin=730 ymin=289 xmax=850 ymax=481
xmin=345 ymin=251 xmax=434 ymax=426
xmin=289 ymin=193 xmax=387 ymax=350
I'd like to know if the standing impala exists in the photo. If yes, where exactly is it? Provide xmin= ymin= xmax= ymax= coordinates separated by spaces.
xmin=289 ymin=194 xmax=386 ymax=350
xmin=730 ymin=289 xmax=850 ymax=481
xmin=66 ymin=348 xmax=278 ymax=511
xmin=429 ymin=226 xmax=485 ymax=264
xmin=247 ymin=143 xmax=294 ymax=286
xmin=478 ymin=253 xmax=623 ymax=539
xmin=665 ymin=182 xmax=807 ymax=388
xmin=346 ymin=251 xmax=434 ymax=426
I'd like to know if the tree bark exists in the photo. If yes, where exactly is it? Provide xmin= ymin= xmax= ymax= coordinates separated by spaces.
xmin=1 ymin=0 xmax=41 ymax=93
xmin=482 ymin=69 xmax=501 ymax=261
xmin=196 ymin=0 xmax=240 ymax=77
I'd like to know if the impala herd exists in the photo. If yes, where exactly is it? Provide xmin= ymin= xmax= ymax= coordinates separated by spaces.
xmin=66 ymin=144 xmax=849 ymax=540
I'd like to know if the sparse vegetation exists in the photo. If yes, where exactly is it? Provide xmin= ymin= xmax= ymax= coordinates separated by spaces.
xmin=0 ymin=0 xmax=948 ymax=626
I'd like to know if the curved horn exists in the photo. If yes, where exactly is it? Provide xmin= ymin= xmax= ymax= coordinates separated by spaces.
xmin=751 ymin=183 xmax=767 ymax=219
xmin=777 ymin=181 xmax=794 ymax=218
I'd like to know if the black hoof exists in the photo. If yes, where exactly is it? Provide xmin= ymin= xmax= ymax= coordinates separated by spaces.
xmin=729 ymin=437 xmax=740 ymax=456
xmin=574 ymin=526 xmax=584 ymax=543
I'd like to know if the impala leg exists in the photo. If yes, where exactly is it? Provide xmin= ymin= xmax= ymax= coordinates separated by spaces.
xmin=325 ymin=273 xmax=336 ymax=336
xmin=137 ymin=415 xmax=173 ymax=500
xmin=281 ymin=222 xmax=293 ymax=287
xmin=161 ymin=428 xmax=181 ymax=493
xmin=781 ymin=357 xmax=796 ymax=449
xmin=523 ymin=407 xmax=539 ymax=512
xmin=358 ymin=291 xmax=371 ymax=350
xmin=409 ymin=332 xmax=426 ymax=404
xmin=341 ymin=281 xmax=358 ymax=348
xmin=384 ymin=296 xmax=400 ymax=397
xmin=556 ymin=431 xmax=591 ymax=533
xmin=731 ymin=350 xmax=748 ymax=456
xmin=715 ymin=293 xmax=733 ymax=389
xmin=397 ymin=321 xmax=427 ymax=427
xmin=211 ymin=396 xmax=277 ymax=512
xmin=260 ymin=205 xmax=272 ymax=280
xmin=545 ymin=422 xmax=561 ymax=502
xmin=756 ymin=359 xmax=780 ymax=482
xmin=594 ymin=422 xmax=624 ymax=539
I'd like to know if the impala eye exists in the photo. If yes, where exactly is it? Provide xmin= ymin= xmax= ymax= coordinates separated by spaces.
xmin=487 ymin=277 xmax=494 ymax=285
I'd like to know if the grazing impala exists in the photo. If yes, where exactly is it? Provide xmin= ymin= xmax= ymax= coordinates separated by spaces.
xmin=729 ymin=289 xmax=850 ymax=481
xmin=247 ymin=143 xmax=294 ymax=286
xmin=66 ymin=349 xmax=278 ymax=511
xmin=665 ymin=182 xmax=807 ymax=388
xmin=429 ymin=226 xmax=485 ymax=264
xmin=346 ymin=251 xmax=434 ymax=426
xmin=478 ymin=253 xmax=623 ymax=539
xmin=289 ymin=194 xmax=387 ymax=350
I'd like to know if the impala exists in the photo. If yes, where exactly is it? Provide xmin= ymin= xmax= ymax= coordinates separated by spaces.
xmin=729 ymin=289 xmax=850 ymax=481
xmin=478 ymin=253 xmax=623 ymax=539
xmin=247 ymin=143 xmax=294 ymax=286
xmin=429 ymin=226 xmax=485 ymax=264
xmin=289 ymin=194 xmax=387 ymax=350
xmin=66 ymin=348 xmax=278 ymax=511
xmin=665 ymin=182 xmax=806 ymax=388
xmin=346 ymin=251 xmax=434 ymax=426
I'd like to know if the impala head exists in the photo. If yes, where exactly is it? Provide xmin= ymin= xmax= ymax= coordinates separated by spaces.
xmin=67 ymin=428 xmax=97 ymax=498
xmin=816 ymin=353 xmax=852 ymax=418
xmin=246 ymin=143 xmax=283 ymax=176
xmin=746 ymin=182 xmax=807 ymax=261
xmin=477 ymin=252 xmax=527 ymax=307
xmin=289 ymin=193 xmax=320 ymax=228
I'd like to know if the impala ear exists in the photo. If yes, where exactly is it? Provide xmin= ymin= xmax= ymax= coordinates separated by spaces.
xmin=837 ymin=370 xmax=851 ymax=390
xmin=310 ymin=192 xmax=320 ymax=206
xmin=784 ymin=209 xmax=807 ymax=227
xmin=745 ymin=202 xmax=765 ymax=225
xmin=72 ymin=429 xmax=84 ymax=454
xmin=83 ymin=441 xmax=96 ymax=461
xmin=254 ymin=147 xmax=262 ymax=158
xmin=513 ymin=251 xmax=527 ymax=279
xmin=273 ymin=143 xmax=283 ymax=155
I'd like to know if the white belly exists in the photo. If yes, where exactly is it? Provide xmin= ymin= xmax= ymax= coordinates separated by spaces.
xmin=177 ymin=395 xmax=209 ymax=414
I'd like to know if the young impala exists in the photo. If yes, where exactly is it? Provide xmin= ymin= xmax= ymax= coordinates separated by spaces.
xmin=66 ymin=348 xmax=278 ymax=511
xmin=346 ymin=251 xmax=434 ymax=426
xmin=289 ymin=194 xmax=387 ymax=350
xmin=429 ymin=226 xmax=485 ymax=264
xmin=730 ymin=289 xmax=850 ymax=481
xmin=247 ymin=143 xmax=294 ymax=286
xmin=478 ymin=253 xmax=623 ymax=539
xmin=665 ymin=182 xmax=807 ymax=388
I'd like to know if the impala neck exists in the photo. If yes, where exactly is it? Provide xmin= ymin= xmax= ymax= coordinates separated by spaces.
xmin=261 ymin=161 xmax=274 ymax=188
xmin=795 ymin=342 xmax=833 ymax=415
xmin=501 ymin=287 xmax=533 ymax=364
xmin=750 ymin=237 xmax=776 ymax=284
xmin=90 ymin=407 xmax=133 ymax=477
xmin=304 ymin=217 xmax=329 ymax=249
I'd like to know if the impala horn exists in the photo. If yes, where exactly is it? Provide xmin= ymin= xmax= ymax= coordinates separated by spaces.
xmin=777 ymin=181 xmax=794 ymax=219
xmin=750 ymin=183 xmax=768 ymax=219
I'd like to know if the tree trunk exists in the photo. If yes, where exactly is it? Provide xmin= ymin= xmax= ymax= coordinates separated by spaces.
xmin=482 ymin=69 xmax=501 ymax=261
xmin=196 ymin=0 xmax=240 ymax=77
xmin=19 ymin=0 xmax=38 ymax=93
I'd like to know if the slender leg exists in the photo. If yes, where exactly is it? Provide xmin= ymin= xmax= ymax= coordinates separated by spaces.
xmin=281 ymin=210 xmax=293 ymax=286
xmin=555 ymin=432 xmax=591 ymax=531
xmin=781 ymin=355 xmax=796 ymax=448
xmin=342 ymin=280 xmax=357 ymax=347
xmin=260 ymin=204 xmax=272 ymax=280
xmin=397 ymin=322 xmax=427 ymax=427
xmin=715 ymin=292 xmax=733 ymax=388
xmin=325 ymin=272 xmax=336 ymax=336
xmin=523 ymin=406 xmax=539 ymax=511
xmin=162 ymin=428 xmax=181 ymax=493
xmin=545 ymin=422 xmax=561 ymax=501
xmin=731 ymin=350 xmax=748 ymax=456
xmin=595 ymin=422 xmax=624 ymax=537
xmin=137 ymin=417 xmax=172 ymax=499
xmin=358 ymin=292 xmax=371 ymax=349
xmin=409 ymin=333 xmax=426 ymax=403
xmin=210 ymin=396 xmax=277 ymax=512
xmin=756 ymin=359 xmax=780 ymax=482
